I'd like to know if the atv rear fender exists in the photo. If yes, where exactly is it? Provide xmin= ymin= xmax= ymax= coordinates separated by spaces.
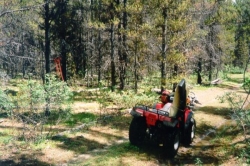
xmin=130 ymin=106 xmax=179 ymax=128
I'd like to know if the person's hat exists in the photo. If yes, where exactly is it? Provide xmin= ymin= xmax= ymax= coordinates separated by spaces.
xmin=162 ymin=90 xmax=170 ymax=95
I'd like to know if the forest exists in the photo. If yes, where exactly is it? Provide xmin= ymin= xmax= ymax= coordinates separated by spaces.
xmin=0 ymin=0 xmax=250 ymax=165
xmin=0 ymin=0 xmax=248 ymax=90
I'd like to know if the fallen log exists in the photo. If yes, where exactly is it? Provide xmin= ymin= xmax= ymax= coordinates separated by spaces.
xmin=211 ymin=78 xmax=222 ymax=85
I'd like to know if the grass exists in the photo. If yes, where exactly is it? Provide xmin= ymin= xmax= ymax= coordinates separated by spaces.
xmin=0 ymin=130 xmax=13 ymax=144
xmin=74 ymin=142 xmax=160 ymax=166
xmin=65 ymin=112 xmax=97 ymax=127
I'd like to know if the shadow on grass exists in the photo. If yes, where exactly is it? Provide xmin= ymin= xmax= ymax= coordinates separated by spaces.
xmin=72 ymin=90 xmax=98 ymax=102
xmin=0 ymin=155 xmax=51 ymax=166
xmin=65 ymin=112 xmax=97 ymax=127
xmin=0 ymin=112 xmax=8 ymax=118
xmin=79 ymin=128 xmax=244 ymax=165
xmin=226 ymin=76 xmax=244 ymax=84
xmin=71 ymin=140 xmax=222 ymax=165
xmin=52 ymin=135 xmax=106 ymax=154
xmin=196 ymin=122 xmax=214 ymax=135
xmin=98 ymin=114 xmax=132 ymax=130
xmin=51 ymin=124 xmax=128 ymax=154
xmin=196 ymin=106 xmax=232 ymax=118
xmin=216 ymin=84 xmax=241 ymax=90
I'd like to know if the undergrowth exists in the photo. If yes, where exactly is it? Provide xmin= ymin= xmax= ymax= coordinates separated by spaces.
xmin=0 ymin=74 xmax=73 ymax=143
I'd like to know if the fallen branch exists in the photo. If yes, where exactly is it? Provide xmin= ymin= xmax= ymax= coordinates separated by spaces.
xmin=211 ymin=78 xmax=222 ymax=85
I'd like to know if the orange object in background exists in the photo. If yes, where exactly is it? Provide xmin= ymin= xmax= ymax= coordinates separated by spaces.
xmin=54 ymin=57 xmax=64 ymax=81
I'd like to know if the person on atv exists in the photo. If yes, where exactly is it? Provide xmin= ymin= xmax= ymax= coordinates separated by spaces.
xmin=154 ymin=90 xmax=172 ymax=113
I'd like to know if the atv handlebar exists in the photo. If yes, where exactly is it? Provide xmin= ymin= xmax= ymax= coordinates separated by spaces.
xmin=187 ymin=92 xmax=201 ymax=108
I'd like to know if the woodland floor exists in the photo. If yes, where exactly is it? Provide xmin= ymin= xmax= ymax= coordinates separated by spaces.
xmin=0 ymin=78 xmax=249 ymax=166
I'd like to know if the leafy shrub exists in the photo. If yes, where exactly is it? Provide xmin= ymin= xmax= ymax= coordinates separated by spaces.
xmin=0 ymin=89 xmax=14 ymax=114
xmin=216 ymin=90 xmax=250 ymax=147
xmin=9 ymin=74 xmax=73 ymax=142
xmin=108 ymin=90 xmax=157 ymax=109
xmin=224 ymin=65 xmax=244 ymax=74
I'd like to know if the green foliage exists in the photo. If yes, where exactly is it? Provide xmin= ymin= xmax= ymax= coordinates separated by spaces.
xmin=108 ymin=90 xmax=157 ymax=109
xmin=16 ymin=80 xmax=46 ymax=110
xmin=224 ymin=65 xmax=244 ymax=75
xmin=243 ymin=77 xmax=250 ymax=91
xmin=0 ymin=131 xmax=13 ymax=145
xmin=44 ymin=74 xmax=73 ymax=108
xmin=239 ymin=147 xmax=250 ymax=164
xmin=0 ymin=89 xmax=15 ymax=114
xmin=216 ymin=91 xmax=243 ymax=109
xmin=93 ymin=78 xmax=159 ymax=116
xmin=195 ymin=157 xmax=203 ymax=166
xmin=6 ymin=74 xmax=73 ymax=142
xmin=216 ymin=88 xmax=250 ymax=146
xmin=65 ymin=112 xmax=96 ymax=127
xmin=13 ymin=74 xmax=72 ymax=114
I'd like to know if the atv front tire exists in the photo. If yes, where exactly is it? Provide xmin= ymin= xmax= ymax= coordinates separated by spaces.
xmin=129 ymin=117 xmax=147 ymax=146
xmin=184 ymin=117 xmax=196 ymax=146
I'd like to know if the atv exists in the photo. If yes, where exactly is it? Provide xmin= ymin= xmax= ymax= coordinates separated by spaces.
xmin=128 ymin=79 xmax=200 ymax=158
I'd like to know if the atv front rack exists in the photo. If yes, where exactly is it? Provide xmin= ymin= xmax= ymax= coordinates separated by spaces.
xmin=130 ymin=105 xmax=178 ymax=128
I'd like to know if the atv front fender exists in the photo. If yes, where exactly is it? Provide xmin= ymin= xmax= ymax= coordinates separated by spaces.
xmin=184 ymin=110 xmax=194 ymax=129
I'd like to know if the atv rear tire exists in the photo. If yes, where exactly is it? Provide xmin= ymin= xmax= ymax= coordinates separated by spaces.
xmin=129 ymin=117 xmax=147 ymax=146
xmin=164 ymin=129 xmax=180 ymax=158
xmin=184 ymin=117 xmax=196 ymax=146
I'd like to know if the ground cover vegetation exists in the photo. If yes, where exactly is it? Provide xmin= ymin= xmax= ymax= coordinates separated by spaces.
xmin=0 ymin=0 xmax=250 ymax=165
xmin=0 ymin=72 xmax=249 ymax=165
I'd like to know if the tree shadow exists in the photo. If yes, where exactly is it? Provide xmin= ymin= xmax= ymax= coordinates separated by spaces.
xmin=51 ymin=125 xmax=128 ymax=154
xmin=0 ymin=112 xmax=8 ymax=118
xmin=196 ymin=106 xmax=233 ymax=118
xmin=0 ymin=154 xmax=51 ymax=166
xmin=52 ymin=135 xmax=106 ymax=154
xmin=97 ymin=113 xmax=132 ymax=131
xmin=72 ymin=90 xmax=98 ymax=102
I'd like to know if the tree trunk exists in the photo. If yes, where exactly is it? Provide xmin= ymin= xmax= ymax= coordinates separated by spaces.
xmin=97 ymin=30 xmax=102 ymax=84
xmin=134 ymin=39 xmax=138 ymax=93
xmin=197 ymin=58 xmax=202 ymax=84
xmin=117 ymin=0 xmax=123 ymax=90
xmin=110 ymin=3 xmax=116 ymax=91
xmin=123 ymin=0 xmax=128 ymax=88
xmin=61 ymin=0 xmax=67 ymax=81
xmin=161 ymin=7 xmax=167 ymax=88
xmin=117 ymin=0 xmax=127 ymax=90
xmin=45 ymin=0 xmax=50 ymax=75
xmin=96 ymin=1 xmax=102 ymax=84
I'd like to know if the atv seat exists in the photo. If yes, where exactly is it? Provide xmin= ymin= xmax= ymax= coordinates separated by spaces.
xmin=168 ymin=79 xmax=187 ymax=118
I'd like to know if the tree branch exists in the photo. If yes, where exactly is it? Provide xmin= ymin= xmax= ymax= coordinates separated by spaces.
xmin=0 ymin=3 xmax=46 ymax=17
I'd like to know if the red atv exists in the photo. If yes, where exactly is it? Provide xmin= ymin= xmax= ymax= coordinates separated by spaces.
xmin=129 ymin=79 xmax=199 ymax=158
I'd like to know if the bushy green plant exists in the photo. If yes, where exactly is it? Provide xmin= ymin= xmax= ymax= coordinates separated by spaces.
xmin=216 ymin=92 xmax=243 ymax=109
xmin=44 ymin=74 xmax=73 ymax=107
xmin=10 ymin=74 xmax=73 ymax=142
xmin=216 ymin=89 xmax=250 ymax=147
xmin=224 ymin=65 xmax=244 ymax=74
xmin=108 ymin=90 xmax=157 ymax=109
xmin=16 ymin=80 xmax=46 ymax=110
xmin=195 ymin=157 xmax=203 ymax=166
xmin=0 ymin=89 xmax=14 ymax=114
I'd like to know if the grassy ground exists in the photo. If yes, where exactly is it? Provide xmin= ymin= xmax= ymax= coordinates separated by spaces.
xmin=0 ymin=74 xmax=249 ymax=166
